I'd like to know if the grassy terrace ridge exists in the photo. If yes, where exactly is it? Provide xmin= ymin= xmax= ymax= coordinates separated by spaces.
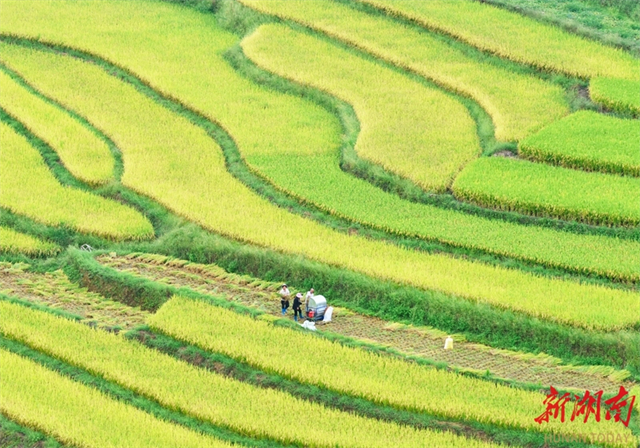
xmin=148 ymin=295 xmax=629 ymax=441
xmin=519 ymin=111 xmax=640 ymax=176
xmin=238 ymin=0 xmax=569 ymax=142
xmin=0 ymin=68 xmax=114 ymax=186
xmin=0 ymin=121 xmax=154 ymax=241
xmin=2 ymin=1 xmax=639 ymax=282
xmin=242 ymin=22 xmax=481 ymax=192
xmin=453 ymin=157 xmax=640 ymax=227
xmin=0 ymin=301 xmax=506 ymax=448
xmin=0 ymin=349 xmax=231 ymax=448
xmin=3 ymin=40 xmax=639 ymax=330
xmin=0 ymin=227 xmax=59 ymax=256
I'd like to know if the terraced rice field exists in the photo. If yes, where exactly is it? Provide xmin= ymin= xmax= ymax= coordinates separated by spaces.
xmin=4 ymin=41 xmax=636 ymax=330
xmin=243 ymin=23 xmax=481 ymax=192
xmin=2 ymin=4 xmax=639 ymax=283
xmin=98 ymin=253 xmax=634 ymax=394
xmin=0 ymin=0 xmax=638 ymax=446
xmin=239 ymin=0 xmax=569 ymax=142
xmin=0 ymin=121 xmax=153 ymax=241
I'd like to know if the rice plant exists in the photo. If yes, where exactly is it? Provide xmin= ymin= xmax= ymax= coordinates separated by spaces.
xmin=149 ymin=295 xmax=635 ymax=441
xmin=358 ymin=0 xmax=640 ymax=81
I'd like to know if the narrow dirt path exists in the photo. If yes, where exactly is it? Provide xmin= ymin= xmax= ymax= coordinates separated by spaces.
xmin=0 ymin=262 xmax=148 ymax=330
xmin=97 ymin=253 xmax=632 ymax=393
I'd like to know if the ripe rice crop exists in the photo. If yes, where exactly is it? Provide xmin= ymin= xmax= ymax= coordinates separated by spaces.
xmin=150 ymin=296 xmax=628 ymax=443
xmin=239 ymin=0 xmax=569 ymax=142
xmin=0 ymin=349 xmax=231 ymax=448
xmin=0 ymin=227 xmax=59 ymax=256
xmin=3 ymin=42 xmax=638 ymax=329
xmin=244 ymin=23 xmax=480 ymax=191
xmin=0 ymin=0 xmax=640 ymax=280
xmin=3 ymin=2 xmax=635 ymax=281
xmin=358 ymin=0 xmax=640 ymax=82
xmin=590 ymin=77 xmax=640 ymax=116
xmin=0 ymin=300 xmax=506 ymax=448
xmin=453 ymin=157 xmax=640 ymax=227
xmin=519 ymin=110 xmax=640 ymax=176
xmin=0 ymin=68 xmax=114 ymax=185
xmin=0 ymin=121 xmax=153 ymax=241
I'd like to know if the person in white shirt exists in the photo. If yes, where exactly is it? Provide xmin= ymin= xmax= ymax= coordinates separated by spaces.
xmin=304 ymin=288 xmax=314 ymax=312
xmin=279 ymin=284 xmax=291 ymax=315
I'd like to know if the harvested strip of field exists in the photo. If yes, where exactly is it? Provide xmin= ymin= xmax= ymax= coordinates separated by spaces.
xmin=3 ymin=20 xmax=638 ymax=330
xmin=149 ymin=295 xmax=628 ymax=444
xmin=2 ymin=1 xmax=639 ymax=284
xmin=519 ymin=111 xmax=640 ymax=176
xmin=0 ymin=349 xmax=231 ymax=448
xmin=0 ymin=68 xmax=113 ymax=185
xmin=245 ymin=24 xmax=480 ymax=191
xmin=0 ymin=122 xmax=153 ymax=241
xmin=590 ymin=77 xmax=640 ymax=116
xmin=0 ymin=301 xmax=504 ymax=448
xmin=358 ymin=0 xmax=640 ymax=81
xmin=453 ymin=157 xmax=640 ymax=227
xmin=239 ymin=0 xmax=568 ymax=142
xmin=98 ymin=253 xmax=633 ymax=394
xmin=0 ymin=262 xmax=148 ymax=330
xmin=0 ymin=227 xmax=58 ymax=256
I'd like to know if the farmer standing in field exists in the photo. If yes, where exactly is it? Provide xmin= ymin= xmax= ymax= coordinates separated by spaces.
xmin=304 ymin=288 xmax=314 ymax=313
xmin=293 ymin=292 xmax=303 ymax=322
xmin=279 ymin=284 xmax=290 ymax=315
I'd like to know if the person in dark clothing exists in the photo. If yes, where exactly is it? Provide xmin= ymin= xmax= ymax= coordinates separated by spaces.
xmin=279 ymin=283 xmax=290 ymax=315
xmin=293 ymin=293 xmax=303 ymax=322
xmin=281 ymin=296 xmax=290 ymax=316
